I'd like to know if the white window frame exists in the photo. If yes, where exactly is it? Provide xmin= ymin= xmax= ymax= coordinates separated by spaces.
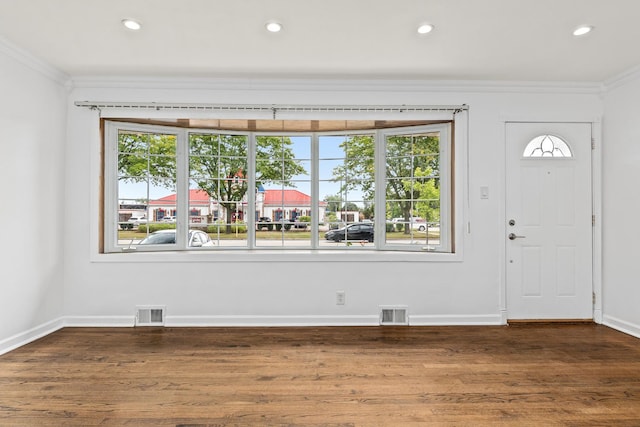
xmin=376 ymin=123 xmax=452 ymax=252
xmin=103 ymin=118 xmax=466 ymax=258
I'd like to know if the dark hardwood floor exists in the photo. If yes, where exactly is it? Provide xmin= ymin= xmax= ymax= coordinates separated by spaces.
xmin=1 ymin=324 xmax=639 ymax=426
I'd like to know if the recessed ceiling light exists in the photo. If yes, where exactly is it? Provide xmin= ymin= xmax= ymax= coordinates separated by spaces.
xmin=573 ymin=25 xmax=593 ymax=36
xmin=265 ymin=22 xmax=283 ymax=33
xmin=122 ymin=19 xmax=142 ymax=31
xmin=417 ymin=24 xmax=434 ymax=35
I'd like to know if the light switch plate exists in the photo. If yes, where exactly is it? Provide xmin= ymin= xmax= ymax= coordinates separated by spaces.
xmin=480 ymin=186 xmax=489 ymax=199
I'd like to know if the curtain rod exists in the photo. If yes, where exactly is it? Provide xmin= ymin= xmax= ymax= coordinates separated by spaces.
xmin=74 ymin=101 xmax=468 ymax=116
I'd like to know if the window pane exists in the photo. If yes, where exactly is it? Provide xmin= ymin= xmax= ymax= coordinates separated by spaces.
xmin=523 ymin=134 xmax=573 ymax=158
xmin=116 ymin=131 xmax=177 ymax=246
xmin=319 ymin=134 xmax=375 ymax=249
xmin=256 ymin=136 xmax=311 ymax=248
xmin=190 ymin=133 xmax=249 ymax=248
xmin=384 ymin=132 xmax=442 ymax=248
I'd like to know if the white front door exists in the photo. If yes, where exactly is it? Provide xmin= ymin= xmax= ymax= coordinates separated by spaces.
xmin=505 ymin=122 xmax=593 ymax=320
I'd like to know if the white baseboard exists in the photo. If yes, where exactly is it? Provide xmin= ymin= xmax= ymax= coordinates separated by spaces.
xmin=63 ymin=315 xmax=134 ymax=327
xmin=165 ymin=314 xmax=379 ymax=327
xmin=593 ymin=309 xmax=603 ymax=324
xmin=602 ymin=315 xmax=640 ymax=339
xmin=0 ymin=317 xmax=65 ymax=356
xmin=410 ymin=314 xmax=504 ymax=326
xmin=167 ymin=314 xmax=503 ymax=327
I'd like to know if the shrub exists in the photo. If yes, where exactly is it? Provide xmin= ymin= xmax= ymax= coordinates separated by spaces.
xmin=138 ymin=223 xmax=176 ymax=233
xmin=294 ymin=216 xmax=311 ymax=229
xmin=385 ymin=222 xmax=395 ymax=233
xmin=231 ymin=222 xmax=247 ymax=233
xmin=206 ymin=221 xmax=247 ymax=234
xmin=395 ymin=223 xmax=404 ymax=232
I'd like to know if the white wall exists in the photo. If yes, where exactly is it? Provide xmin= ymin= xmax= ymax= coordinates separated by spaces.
xmin=0 ymin=42 xmax=68 ymax=352
xmin=602 ymin=71 xmax=640 ymax=338
xmin=62 ymin=79 xmax=602 ymax=327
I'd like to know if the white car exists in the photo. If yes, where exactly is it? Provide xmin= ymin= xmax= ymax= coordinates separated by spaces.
xmin=161 ymin=216 xmax=176 ymax=222
xmin=127 ymin=215 xmax=148 ymax=226
xmin=410 ymin=217 xmax=428 ymax=231
xmin=390 ymin=217 xmax=428 ymax=231
xmin=137 ymin=229 xmax=214 ymax=247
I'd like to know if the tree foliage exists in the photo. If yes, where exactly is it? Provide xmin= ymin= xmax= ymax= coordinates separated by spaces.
xmin=406 ymin=167 xmax=440 ymax=222
xmin=332 ymin=133 xmax=441 ymax=232
xmin=323 ymin=194 xmax=343 ymax=212
xmin=118 ymin=132 xmax=177 ymax=188
xmin=189 ymin=134 xmax=306 ymax=228
xmin=117 ymin=132 xmax=306 ymax=232
xmin=189 ymin=134 xmax=249 ymax=219
xmin=330 ymin=136 xmax=376 ymax=200
xmin=323 ymin=195 xmax=359 ymax=213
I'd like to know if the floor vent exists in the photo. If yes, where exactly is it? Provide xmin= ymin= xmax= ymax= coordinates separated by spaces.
xmin=380 ymin=306 xmax=409 ymax=325
xmin=135 ymin=306 xmax=165 ymax=326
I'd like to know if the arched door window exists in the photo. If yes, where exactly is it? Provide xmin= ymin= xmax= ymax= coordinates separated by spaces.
xmin=523 ymin=135 xmax=573 ymax=158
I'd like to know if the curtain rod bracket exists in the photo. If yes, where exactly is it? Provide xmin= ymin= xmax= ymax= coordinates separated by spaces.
xmin=453 ymin=104 xmax=468 ymax=115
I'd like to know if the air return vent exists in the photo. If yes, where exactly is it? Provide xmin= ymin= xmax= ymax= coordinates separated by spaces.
xmin=379 ymin=306 xmax=409 ymax=325
xmin=135 ymin=306 xmax=165 ymax=326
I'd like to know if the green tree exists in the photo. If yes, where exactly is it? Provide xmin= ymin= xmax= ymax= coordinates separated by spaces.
xmin=332 ymin=133 xmax=440 ymax=234
xmin=323 ymin=195 xmax=359 ymax=213
xmin=330 ymin=135 xmax=376 ymax=200
xmin=118 ymin=132 xmax=177 ymax=189
xmin=190 ymin=134 xmax=306 ymax=233
xmin=361 ymin=201 xmax=375 ymax=220
xmin=385 ymin=134 xmax=440 ymax=233
xmin=406 ymin=167 xmax=440 ymax=223
xmin=343 ymin=202 xmax=359 ymax=212
xmin=189 ymin=134 xmax=249 ymax=233
xmin=323 ymin=194 xmax=343 ymax=212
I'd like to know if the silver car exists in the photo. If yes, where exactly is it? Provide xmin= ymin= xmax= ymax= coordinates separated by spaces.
xmin=138 ymin=229 xmax=214 ymax=247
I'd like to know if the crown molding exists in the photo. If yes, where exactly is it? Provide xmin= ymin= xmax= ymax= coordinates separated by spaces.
xmin=603 ymin=64 xmax=640 ymax=92
xmin=69 ymin=75 xmax=602 ymax=95
xmin=0 ymin=36 xmax=70 ymax=86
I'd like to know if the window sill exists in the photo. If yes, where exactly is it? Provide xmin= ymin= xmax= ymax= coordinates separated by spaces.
xmin=92 ymin=249 xmax=463 ymax=263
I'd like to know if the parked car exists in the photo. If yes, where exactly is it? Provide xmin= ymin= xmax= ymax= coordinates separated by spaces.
xmin=410 ymin=217 xmax=428 ymax=231
xmin=389 ymin=217 xmax=428 ymax=231
xmin=325 ymin=223 xmax=374 ymax=242
xmin=256 ymin=216 xmax=273 ymax=231
xmin=137 ymin=229 xmax=214 ymax=247
xmin=119 ymin=215 xmax=148 ymax=230
xmin=161 ymin=215 xmax=176 ymax=223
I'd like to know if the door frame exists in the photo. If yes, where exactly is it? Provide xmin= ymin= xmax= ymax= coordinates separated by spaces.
xmin=500 ymin=116 xmax=602 ymax=325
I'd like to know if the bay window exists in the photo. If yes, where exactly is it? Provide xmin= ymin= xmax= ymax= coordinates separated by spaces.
xmin=103 ymin=117 xmax=460 ymax=255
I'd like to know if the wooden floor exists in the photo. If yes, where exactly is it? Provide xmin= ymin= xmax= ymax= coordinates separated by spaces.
xmin=1 ymin=324 xmax=640 ymax=426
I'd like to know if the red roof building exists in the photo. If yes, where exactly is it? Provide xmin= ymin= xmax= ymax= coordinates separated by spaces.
xmin=145 ymin=188 xmax=328 ymax=223
xmin=149 ymin=189 xmax=210 ymax=206
xmin=263 ymin=189 xmax=311 ymax=206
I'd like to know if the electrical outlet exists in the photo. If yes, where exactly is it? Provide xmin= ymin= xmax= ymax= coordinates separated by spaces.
xmin=336 ymin=291 xmax=346 ymax=305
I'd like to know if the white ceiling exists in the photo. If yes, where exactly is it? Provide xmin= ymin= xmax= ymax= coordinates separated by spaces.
xmin=1 ymin=0 xmax=638 ymax=82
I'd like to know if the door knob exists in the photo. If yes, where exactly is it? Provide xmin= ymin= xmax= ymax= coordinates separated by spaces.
xmin=508 ymin=233 xmax=526 ymax=240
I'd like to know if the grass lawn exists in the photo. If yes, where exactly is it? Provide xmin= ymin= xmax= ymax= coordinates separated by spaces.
xmin=119 ymin=230 xmax=440 ymax=240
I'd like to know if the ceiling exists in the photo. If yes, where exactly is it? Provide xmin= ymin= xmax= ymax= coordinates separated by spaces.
xmin=1 ymin=0 xmax=639 ymax=83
